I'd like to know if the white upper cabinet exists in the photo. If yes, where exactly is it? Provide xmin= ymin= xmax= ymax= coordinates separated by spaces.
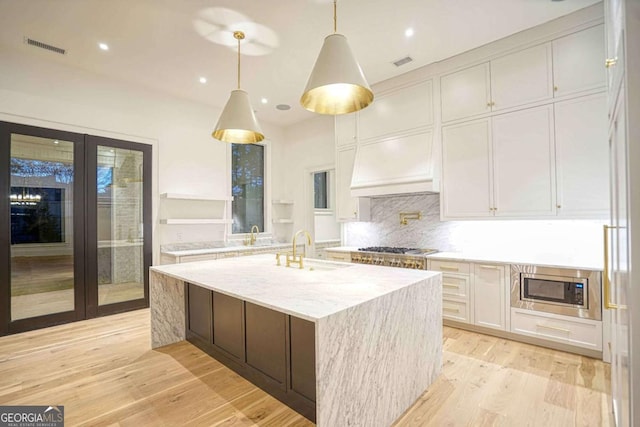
xmin=440 ymin=63 xmax=491 ymax=123
xmin=335 ymin=113 xmax=357 ymax=147
xmin=492 ymin=105 xmax=556 ymax=217
xmin=552 ymin=25 xmax=606 ymax=97
xmin=491 ymin=43 xmax=553 ymax=110
xmin=358 ymin=81 xmax=433 ymax=141
xmin=441 ymin=119 xmax=493 ymax=217
xmin=441 ymin=44 xmax=554 ymax=123
xmin=554 ymin=93 xmax=609 ymax=217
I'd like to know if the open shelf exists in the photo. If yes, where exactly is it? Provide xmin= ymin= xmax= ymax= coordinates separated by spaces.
xmin=160 ymin=219 xmax=233 ymax=225
xmin=160 ymin=193 xmax=233 ymax=202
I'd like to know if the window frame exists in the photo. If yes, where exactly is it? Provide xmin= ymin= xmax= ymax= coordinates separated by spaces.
xmin=227 ymin=140 xmax=271 ymax=237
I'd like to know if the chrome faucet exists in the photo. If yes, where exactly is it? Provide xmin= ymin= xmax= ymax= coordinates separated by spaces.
xmin=287 ymin=229 xmax=313 ymax=269
xmin=249 ymin=224 xmax=260 ymax=245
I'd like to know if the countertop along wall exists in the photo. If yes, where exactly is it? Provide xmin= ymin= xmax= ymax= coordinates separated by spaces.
xmin=0 ymin=47 xmax=285 ymax=264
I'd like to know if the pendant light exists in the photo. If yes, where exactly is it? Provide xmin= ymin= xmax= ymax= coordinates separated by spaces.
xmin=300 ymin=0 xmax=374 ymax=115
xmin=212 ymin=31 xmax=265 ymax=144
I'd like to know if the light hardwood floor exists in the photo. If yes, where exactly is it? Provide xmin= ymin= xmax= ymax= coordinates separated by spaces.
xmin=0 ymin=309 xmax=612 ymax=426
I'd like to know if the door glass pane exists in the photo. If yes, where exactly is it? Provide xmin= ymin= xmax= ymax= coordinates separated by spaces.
xmin=10 ymin=134 xmax=75 ymax=320
xmin=97 ymin=146 xmax=144 ymax=305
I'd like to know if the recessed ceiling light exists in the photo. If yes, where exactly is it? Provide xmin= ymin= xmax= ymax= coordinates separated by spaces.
xmin=199 ymin=77 xmax=207 ymax=84
xmin=405 ymin=28 xmax=414 ymax=38
xmin=98 ymin=42 xmax=109 ymax=51
xmin=276 ymin=104 xmax=291 ymax=111
xmin=261 ymin=98 xmax=268 ymax=104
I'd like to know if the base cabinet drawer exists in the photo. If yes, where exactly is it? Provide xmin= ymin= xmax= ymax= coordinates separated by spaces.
xmin=511 ymin=308 xmax=602 ymax=350
xmin=430 ymin=260 xmax=471 ymax=275
xmin=442 ymin=274 xmax=469 ymax=298
xmin=443 ymin=298 xmax=470 ymax=323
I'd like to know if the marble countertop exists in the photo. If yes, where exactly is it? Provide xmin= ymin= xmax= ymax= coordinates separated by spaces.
xmin=161 ymin=242 xmax=297 ymax=257
xmin=324 ymin=246 xmax=602 ymax=270
xmin=150 ymin=254 xmax=439 ymax=322
xmin=427 ymin=251 xmax=603 ymax=271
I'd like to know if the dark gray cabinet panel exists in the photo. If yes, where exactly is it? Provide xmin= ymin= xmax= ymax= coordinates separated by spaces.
xmin=290 ymin=316 xmax=316 ymax=402
xmin=212 ymin=291 xmax=244 ymax=360
xmin=245 ymin=302 xmax=287 ymax=384
xmin=187 ymin=283 xmax=212 ymax=342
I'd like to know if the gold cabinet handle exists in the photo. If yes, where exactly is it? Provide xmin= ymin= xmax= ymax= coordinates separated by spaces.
xmin=439 ymin=266 xmax=459 ymax=272
xmin=557 ymin=204 xmax=562 ymax=209
xmin=605 ymin=57 xmax=618 ymax=68
xmin=554 ymin=86 xmax=558 ymax=92
xmin=604 ymin=225 xmax=619 ymax=309
xmin=536 ymin=324 xmax=571 ymax=334
xmin=479 ymin=265 xmax=499 ymax=270
xmin=487 ymin=102 xmax=492 ymax=108
xmin=443 ymin=307 xmax=460 ymax=313
xmin=443 ymin=283 xmax=459 ymax=289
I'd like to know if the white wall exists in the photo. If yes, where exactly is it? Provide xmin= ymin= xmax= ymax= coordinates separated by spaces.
xmin=274 ymin=114 xmax=335 ymax=242
xmin=0 ymin=46 xmax=284 ymax=262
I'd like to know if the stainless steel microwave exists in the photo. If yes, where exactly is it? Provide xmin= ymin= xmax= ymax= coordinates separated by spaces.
xmin=511 ymin=265 xmax=601 ymax=321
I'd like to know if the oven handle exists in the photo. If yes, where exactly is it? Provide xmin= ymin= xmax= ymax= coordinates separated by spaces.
xmin=603 ymin=225 xmax=619 ymax=310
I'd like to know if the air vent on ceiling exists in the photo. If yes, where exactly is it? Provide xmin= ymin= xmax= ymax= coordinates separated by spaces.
xmin=393 ymin=56 xmax=413 ymax=67
xmin=24 ymin=37 xmax=66 ymax=55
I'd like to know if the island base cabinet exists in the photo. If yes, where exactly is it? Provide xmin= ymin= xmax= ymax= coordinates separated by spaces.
xmin=212 ymin=291 xmax=244 ymax=361
xmin=245 ymin=302 xmax=287 ymax=385
xmin=184 ymin=283 xmax=316 ymax=423
xmin=187 ymin=283 xmax=212 ymax=342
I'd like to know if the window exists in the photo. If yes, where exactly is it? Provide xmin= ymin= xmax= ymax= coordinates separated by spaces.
xmin=231 ymin=144 xmax=264 ymax=233
xmin=314 ymin=171 xmax=328 ymax=209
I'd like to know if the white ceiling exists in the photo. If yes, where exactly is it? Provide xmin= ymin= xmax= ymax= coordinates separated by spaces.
xmin=0 ymin=0 xmax=600 ymax=127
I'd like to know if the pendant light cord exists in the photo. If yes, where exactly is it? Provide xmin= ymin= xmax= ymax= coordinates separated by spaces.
xmin=237 ymin=36 xmax=241 ymax=89
xmin=333 ymin=0 xmax=337 ymax=33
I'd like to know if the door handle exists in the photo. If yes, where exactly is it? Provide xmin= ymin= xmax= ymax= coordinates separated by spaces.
xmin=603 ymin=225 xmax=618 ymax=310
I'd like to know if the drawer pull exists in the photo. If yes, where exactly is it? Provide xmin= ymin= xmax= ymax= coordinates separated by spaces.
xmin=439 ymin=266 xmax=459 ymax=272
xmin=443 ymin=307 xmax=460 ymax=313
xmin=536 ymin=324 xmax=571 ymax=334
xmin=479 ymin=265 xmax=499 ymax=270
xmin=443 ymin=283 xmax=459 ymax=289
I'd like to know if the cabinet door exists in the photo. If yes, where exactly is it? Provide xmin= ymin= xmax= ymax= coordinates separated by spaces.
xmin=491 ymin=43 xmax=553 ymax=110
xmin=335 ymin=113 xmax=357 ymax=147
xmin=336 ymin=147 xmax=357 ymax=221
xmin=473 ymin=264 xmax=506 ymax=330
xmin=492 ymin=105 xmax=556 ymax=216
xmin=441 ymin=119 xmax=493 ymax=218
xmin=245 ymin=302 xmax=287 ymax=385
xmin=187 ymin=283 xmax=212 ymax=342
xmin=212 ymin=291 xmax=244 ymax=361
xmin=555 ymin=93 xmax=609 ymax=217
xmin=552 ymin=25 xmax=606 ymax=97
xmin=358 ymin=80 xmax=433 ymax=141
xmin=441 ymin=63 xmax=491 ymax=122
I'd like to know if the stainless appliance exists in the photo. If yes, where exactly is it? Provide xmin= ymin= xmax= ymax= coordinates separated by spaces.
xmin=350 ymin=247 xmax=438 ymax=270
xmin=511 ymin=264 xmax=601 ymax=320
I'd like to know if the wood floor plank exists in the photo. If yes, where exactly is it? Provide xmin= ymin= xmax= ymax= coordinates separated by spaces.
xmin=0 ymin=309 xmax=613 ymax=426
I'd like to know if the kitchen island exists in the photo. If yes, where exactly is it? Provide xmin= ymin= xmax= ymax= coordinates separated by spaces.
xmin=150 ymin=254 xmax=442 ymax=426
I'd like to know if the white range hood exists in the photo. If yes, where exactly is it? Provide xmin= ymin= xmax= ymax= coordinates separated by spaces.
xmin=350 ymin=128 xmax=437 ymax=197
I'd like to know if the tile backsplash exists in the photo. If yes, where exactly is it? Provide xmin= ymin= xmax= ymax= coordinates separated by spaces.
xmin=344 ymin=193 xmax=605 ymax=258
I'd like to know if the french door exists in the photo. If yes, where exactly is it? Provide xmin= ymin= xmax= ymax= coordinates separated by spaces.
xmin=0 ymin=122 xmax=151 ymax=335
